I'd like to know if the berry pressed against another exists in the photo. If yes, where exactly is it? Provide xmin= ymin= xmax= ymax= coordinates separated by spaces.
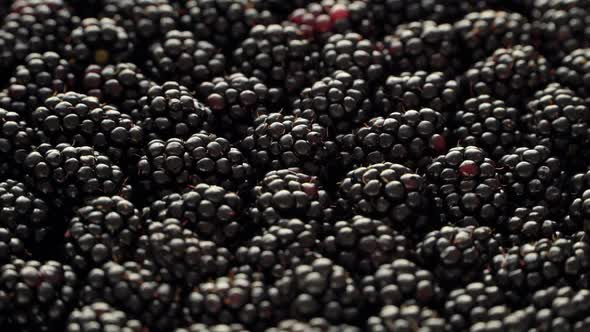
xmin=267 ymin=318 xmax=360 ymax=332
xmin=557 ymin=48 xmax=590 ymax=99
xmin=367 ymin=303 xmax=446 ymax=332
xmin=0 ymin=107 xmax=33 ymax=179
xmin=66 ymin=302 xmax=145 ymax=332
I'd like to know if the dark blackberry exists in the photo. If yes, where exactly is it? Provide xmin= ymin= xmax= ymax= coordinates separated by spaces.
xmin=337 ymin=163 xmax=431 ymax=234
xmin=274 ymin=256 xmax=361 ymax=323
xmin=145 ymin=30 xmax=226 ymax=87
xmin=563 ymin=170 xmax=590 ymax=234
xmin=0 ymin=107 xmax=33 ymax=179
xmin=250 ymin=169 xmax=332 ymax=226
xmin=462 ymin=45 xmax=552 ymax=107
xmin=136 ymin=132 xmax=252 ymax=197
xmin=198 ymin=73 xmax=281 ymax=141
xmin=415 ymin=225 xmax=500 ymax=286
xmin=453 ymin=10 xmax=534 ymax=64
xmin=177 ymin=323 xmax=248 ymax=332
xmin=363 ymin=0 xmax=437 ymax=36
xmin=239 ymin=112 xmax=336 ymax=176
xmin=66 ymin=302 xmax=145 ymax=332
xmin=453 ymin=94 xmax=522 ymax=159
xmin=133 ymin=82 xmax=214 ymax=140
xmin=384 ymin=20 xmax=459 ymax=75
xmin=367 ymin=303 xmax=446 ymax=332
xmin=501 ymin=205 xmax=560 ymax=246
xmin=320 ymin=32 xmax=387 ymax=82
xmin=336 ymin=108 xmax=447 ymax=170
xmin=0 ymin=31 xmax=21 ymax=74
xmin=267 ymin=318 xmax=360 ymax=332
xmin=374 ymin=71 xmax=458 ymax=120
xmin=320 ymin=215 xmax=410 ymax=275
xmin=556 ymin=48 xmax=590 ymax=99
xmin=146 ymin=183 xmax=243 ymax=245
xmin=22 ymin=143 xmax=125 ymax=207
xmin=291 ymin=70 xmax=372 ymax=135
xmin=64 ymin=196 xmax=143 ymax=271
xmin=30 ymin=92 xmax=144 ymax=167
xmin=0 ymin=259 xmax=77 ymax=331
xmin=65 ymin=17 xmax=134 ymax=68
xmin=250 ymin=0 xmax=311 ymax=18
xmin=425 ymin=146 xmax=507 ymax=227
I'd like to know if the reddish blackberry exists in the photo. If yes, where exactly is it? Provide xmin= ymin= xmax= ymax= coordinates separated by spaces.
xmin=463 ymin=45 xmax=552 ymax=107
xmin=239 ymin=112 xmax=336 ymax=176
xmin=198 ymin=73 xmax=281 ymax=141
xmin=0 ymin=259 xmax=77 ymax=331
xmin=501 ymin=205 xmax=559 ymax=246
xmin=320 ymin=215 xmax=410 ymax=275
xmin=66 ymin=302 xmax=145 ymax=332
xmin=453 ymin=94 xmax=522 ymax=159
xmin=268 ymin=318 xmax=360 ymax=332
xmin=133 ymin=82 xmax=214 ymax=140
xmin=416 ymin=225 xmax=500 ymax=286
xmin=22 ymin=143 xmax=125 ymax=207
xmin=367 ymin=304 xmax=446 ymax=332
xmin=0 ymin=107 xmax=33 ymax=179
xmin=250 ymin=169 xmax=332 ymax=226
xmin=145 ymin=30 xmax=226 ymax=87
xmin=136 ymin=132 xmax=252 ymax=197
xmin=556 ymin=48 xmax=590 ymax=99
xmin=337 ymin=163 xmax=431 ymax=233
xmin=291 ymin=70 xmax=372 ymax=135
xmin=336 ymin=108 xmax=447 ymax=170
xmin=274 ymin=256 xmax=361 ymax=323
xmin=425 ymin=146 xmax=507 ymax=227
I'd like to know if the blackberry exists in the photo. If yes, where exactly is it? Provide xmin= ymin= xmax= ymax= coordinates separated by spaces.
xmin=274 ymin=256 xmax=361 ymax=323
xmin=267 ymin=318 xmax=360 ymax=332
xmin=415 ymin=225 xmax=500 ymax=286
xmin=0 ymin=107 xmax=34 ymax=179
xmin=462 ymin=45 xmax=552 ymax=107
xmin=453 ymin=10 xmax=534 ymax=64
xmin=320 ymin=32 xmax=387 ymax=82
xmin=177 ymin=323 xmax=248 ymax=332
xmin=145 ymin=30 xmax=226 ymax=87
xmin=453 ymin=94 xmax=522 ymax=159
xmin=0 ymin=259 xmax=77 ymax=331
xmin=250 ymin=169 xmax=332 ymax=226
xmin=336 ymin=108 xmax=447 ymax=170
xmin=0 ymin=31 xmax=21 ymax=73
xmin=564 ymin=170 xmax=590 ymax=234
xmin=425 ymin=146 xmax=507 ymax=227
xmin=367 ymin=304 xmax=446 ymax=332
xmin=501 ymin=205 xmax=560 ymax=246
xmin=239 ymin=112 xmax=336 ymax=176
xmin=133 ymin=82 xmax=214 ymax=140
xmin=291 ymin=70 xmax=372 ymax=135
xmin=198 ymin=73 xmax=281 ymax=141
xmin=146 ymin=183 xmax=243 ymax=245
xmin=64 ymin=196 xmax=143 ymax=271
xmin=65 ymin=17 xmax=134 ymax=67
xmin=66 ymin=302 xmax=145 ymax=332
xmin=556 ymin=48 xmax=590 ymax=99
xmin=337 ymin=163 xmax=431 ymax=233
xmin=22 ymin=143 xmax=125 ymax=207
xmin=320 ymin=215 xmax=410 ymax=275
xmin=250 ymin=0 xmax=311 ymax=18
xmin=384 ymin=20 xmax=459 ymax=75
xmin=136 ymin=132 xmax=252 ymax=196
xmin=363 ymin=0 xmax=437 ymax=36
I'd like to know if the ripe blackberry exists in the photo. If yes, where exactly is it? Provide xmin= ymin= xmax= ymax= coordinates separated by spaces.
xmin=64 ymin=196 xmax=143 ymax=271
xmin=320 ymin=215 xmax=410 ymax=275
xmin=425 ymin=146 xmax=507 ymax=227
xmin=453 ymin=94 xmax=522 ymax=159
xmin=337 ymin=163 xmax=431 ymax=233
xmin=22 ymin=143 xmax=125 ymax=207
xmin=250 ymin=169 xmax=332 ymax=226
xmin=274 ymin=256 xmax=361 ymax=323
xmin=320 ymin=32 xmax=387 ymax=82
xmin=267 ymin=318 xmax=360 ymax=332
xmin=556 ymin=48 xmax=590 ymax=99
xmin=177 ymin=323 xmax=247 ymax=332
xmin=239 ymin=112 xmax=336 ymax=176
xmin=563 ymin=170 xmax=590 ymax=234
xmin=336 ymin=108 xmax=447 ymax=170
xmin=198 ymin=73 xmax=281 ymax=141
xmin=0 ymin=107 xmax=33 ymax=179
xmin=453 ymin=10 xmax=534 ymax=64
xmin=363 ymin=0 xmax=437 ymax=36
xmin=0 ymin=31 xmax=21 ymax=73
xmin=367 ymin=304 xmax=446 ymax=332
xmin=374 ymin=71 xmax=458 ymax=120
xmin=66 ymin=302 xmax=145 ymax=332
xmin=133 ymin=82 xmax=214 ymax=140
xmin=145 ymin=30 xmax=226 ymax=87
xmin=291 ymin=70 xmax=372 ymax=135
xmin=501 ymin=205 xmax=559 ymax=246
xmin=415 ymin=225 xmax=500 ymax=286
xmin=136 ymin=132 xmax=252 ymax=197
xmin=384 ymin=20 xmax=459 ymax=75
xmin=65 ymin=17 xmax=134 ymax=67
xmin=0 ymin=259 xmax=77 ymax=331
xmin=146 ymin=183 xmax=243 ymax=245
xmin=463 ymin=45 xmax=552 ymax=107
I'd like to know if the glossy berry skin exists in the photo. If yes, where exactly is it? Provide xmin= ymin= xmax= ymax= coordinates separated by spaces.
xmin=66 ymin=302 xmax=145 ymax=332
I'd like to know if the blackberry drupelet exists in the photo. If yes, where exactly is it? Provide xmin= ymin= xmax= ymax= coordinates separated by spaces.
xmin=0 ymin=107 xmax=33 ymax=179
xmin=66 ymin=302 xmax=145 ymax=332
xmin=0 ymin=259 xmax=77 ymax=331
xmin=145 ymin=30 xmax=226 ymax=87
xmin=367 ymin=303 xmax=446 ymax=332
xmin=453 ymin=94 xmax=522 ymax=159
xmin=291 ymin=70 xmax=372 ymax=135
xmin=337 ymin=163 xmax=431 ymax=234
xmin=336 ymin=108 xmax=447 ymax=170
xmin=266 ymin=318 xmax=360 ymax=332
xmin=501 ymin=205 xmax=559 ymax=246
xmin=425 ymin=146 xmax=507 ymax=227
xmin=556 ymin=48 xmax=590 ymax=99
